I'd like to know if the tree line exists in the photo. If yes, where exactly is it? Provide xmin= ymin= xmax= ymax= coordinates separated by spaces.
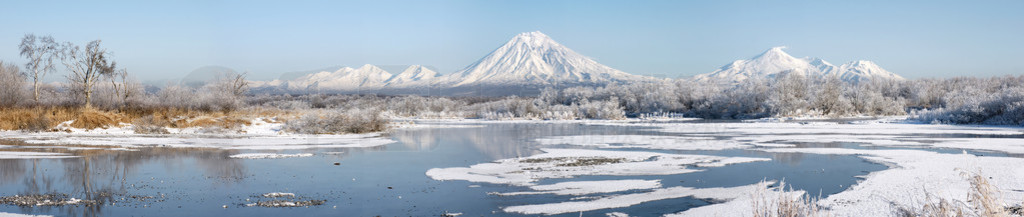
xmin=1 ymin=34 xmax=248 ymax=111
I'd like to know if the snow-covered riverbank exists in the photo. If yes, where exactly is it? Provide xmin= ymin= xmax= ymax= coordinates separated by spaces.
xmin=419 ymin=117 xmax=1024 ymax=216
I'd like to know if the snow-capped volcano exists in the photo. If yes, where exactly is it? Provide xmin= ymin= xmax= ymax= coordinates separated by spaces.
xmin=693 ymin=47 xmax=903 ymax=83
xmin=442 ymin=31 xmax=650 ymax=87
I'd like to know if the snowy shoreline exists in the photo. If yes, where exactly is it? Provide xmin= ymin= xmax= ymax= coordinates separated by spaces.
xmin=414 ymin=117 xmax=1024 ymax=216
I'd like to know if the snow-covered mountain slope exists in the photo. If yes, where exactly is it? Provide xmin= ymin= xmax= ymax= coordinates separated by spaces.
xmin=835 ymin=60 xmax=904 ymax=81
xmin=282 ymin=64 xmax=393 ymax=91
xmin=441 ymin=31 xmax=652 ymax=87
xmin=385 ymin=65 xmax=441 ymax=88
xmin=693 ymin=47 xmax=904 ymax=83
xmin=694 ymin=47 xmax=818 ymax=82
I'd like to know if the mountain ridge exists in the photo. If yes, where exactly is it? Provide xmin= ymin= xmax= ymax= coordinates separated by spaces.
xmin=693 ymin=47 xmax=904 ymax=83
xmin=254 ymin=31 xmax=656 ymax=95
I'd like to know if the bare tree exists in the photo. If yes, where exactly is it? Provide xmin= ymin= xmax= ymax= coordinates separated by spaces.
xmin=106 ymin=68 xmax=137 ymax=107
xmin=62 ymin=40 xmax=117 ymax=108
xmin=19 ymin=34 xmax=60 ymax=103
xmin=227 ymin=72 xmax=249 ymax=98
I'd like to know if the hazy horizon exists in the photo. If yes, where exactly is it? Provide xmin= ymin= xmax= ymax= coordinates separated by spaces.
xmin=2 ymin=0 xmax=1022 ymax=83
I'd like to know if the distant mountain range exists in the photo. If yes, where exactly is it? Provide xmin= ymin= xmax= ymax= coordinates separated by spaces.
xmin=693 ymin=46 xmax=904 ymax=83
xmin=250 ymin=31 xmax=658 ymax=95
xmin=248 ymin=33 xmax=904 ymax=96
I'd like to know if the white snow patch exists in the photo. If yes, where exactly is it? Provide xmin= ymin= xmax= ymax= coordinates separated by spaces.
xmin=230 ymin=153 xmax=314 ymax=159
xmin=503 ymin=182 xmax=772 ymax=215
xmin=653 ymin=121 xmax=1023 ymax=136
xmin=751 ymin=143 xmax=796 ymax=148
xmin=239 ymin=117 xmax=285 ymax=135
xmin=0 ymin=212 xmax=53 ymax=217
xmin=3 ymin=132 xmax=394 ymax=150
xmin=1 ymin=117 xmax=395 ymax=150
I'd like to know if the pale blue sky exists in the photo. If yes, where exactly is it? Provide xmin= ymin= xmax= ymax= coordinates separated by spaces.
xmin=1 ymin=0 xmax=1022 ymax=81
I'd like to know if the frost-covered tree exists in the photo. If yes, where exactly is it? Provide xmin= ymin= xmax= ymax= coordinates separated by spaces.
xmin=812 ymin=75 xmax=852 ymax=116
xmin=102 ymin=68 xmax=145 ymax=108
xmin=19 ymin=34 xmax=60 ymax=103
xmin=0 ymin=61 xmax=26 ymax=107
xmin=62 ymin=40 xmax=117 ymax=108
xmin=768 ymin=71 xmax=810 ymax=116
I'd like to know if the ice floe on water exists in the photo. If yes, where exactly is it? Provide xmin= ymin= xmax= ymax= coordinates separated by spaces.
xmin=491 ymin=179 xmax=661 ymax=196
xmin=229 ymin=153 xmax=314 ymax=159
xmin=503 ymin=182 xmax=774 ymax=215
xmin=427 ymin=148 xmax=774 ymax=215
xmin=261 ymin=192 xmax=296 ymax=198
xmin=536 ymin=135 xmax=750 ymax=151
xmin=426 ymin=148 xmax=770 ymax=186
xmin=925 ymin=137 xmax=1024 ymax=154
xmin=243 ymin=192 xmax=324 ymax=208
xmin=605 ymin=212 xmax=629 ymax=217
xmin=0 ymin=151 xmax=77 ymax=159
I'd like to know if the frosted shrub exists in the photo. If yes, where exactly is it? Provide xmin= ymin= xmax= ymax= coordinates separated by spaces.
xmin=576 ymin=99 xmax=625 ymax=120
xmin=917 ymin=87 xmax=1024 ymax=125
xmin=157 ymin=85 xmax=199 ymax=109
xmin=467 ymin=96 xmax=545 ymax=120
xmin=386 ymin=95 xmax=465 ymax=118
xmin=541 ymin=104 xmax=578 ymax=120
xmin=284 ymin=108 xmax=388 ymax=134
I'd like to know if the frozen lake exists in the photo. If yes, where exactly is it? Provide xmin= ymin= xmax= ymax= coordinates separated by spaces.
xmin=1 ymin=120 xmax=1023 ymax=216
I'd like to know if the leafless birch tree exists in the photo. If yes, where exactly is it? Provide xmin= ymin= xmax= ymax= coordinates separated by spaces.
xmin=19 ymin=34 xmax=60 ymax=103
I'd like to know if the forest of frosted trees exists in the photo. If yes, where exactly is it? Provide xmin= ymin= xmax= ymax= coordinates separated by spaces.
xmin=242 ymin=72 xmax=1024 ymax=126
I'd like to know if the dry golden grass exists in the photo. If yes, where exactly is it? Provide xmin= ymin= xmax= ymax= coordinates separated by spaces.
xmin=70 ymin=108 xmax=123 ymax=129
xmin=0 ymin=106 xmax=293 ymax=131
xmin=752 ymin=180 xmax=831 ymax=217
xmin=0 ymin=107 xmax=90 ymax=131
xmin=966 ymin=171 xmax=1010 ymax=217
